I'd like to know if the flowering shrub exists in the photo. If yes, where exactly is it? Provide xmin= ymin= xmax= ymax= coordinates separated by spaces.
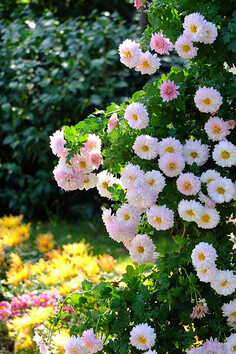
xmin=46 ymin=0 xmax=236 ymax=351
xmin=0 ymin=216 xmax=120 ymax=352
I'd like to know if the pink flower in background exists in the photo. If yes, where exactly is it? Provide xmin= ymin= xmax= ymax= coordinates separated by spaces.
xmin=49 ymin=130 xmax=67 ymax=158
xmin=226 ymin=120 xmax=236 ymax=129
xmin=53 ymin=164 xmax=84 ymax=191
xmin=159 ymin=80 xmax=179 ymax=102
xmin=0 ymin=301 xmax=12 ymax=322
xmin=108 ymin=113 xmax=118 ymax=132
xmin=82 ymin=328 xmax=103 ymax=353
xmin=134 ymin=0 xmax=145 ymax=10
xmin=158 ymin=153 xmax=185 ymax=177
xmin=33 ymin=332 xmax=51 ymax=354
xmin=176 ymin=173 xmax=201 ymax=196
xmin=150 ymin=33 xmax=174 ymax=55
xmin=89 ymin=152 xmax=102 ymax=169
xmin=190 ymin=301 xmax=209 ymax=319
xmin=202 ymin=337 xmax=226 ymax=353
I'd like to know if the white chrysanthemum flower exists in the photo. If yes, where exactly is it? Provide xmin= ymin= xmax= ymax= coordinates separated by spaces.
xmin=97 ymin=170 xmax=117 ymax=199
xmin=146 ymin=205 xmax=174 ymax=231
xmin=144 ymin=170 xmax=166 ymax=194
xmin=194 ymin=86 xmax=223 ymax=113
xmin=201 ymin=169 xmax=221 ymax=185
xmin=116 ymin=203 xmax=141 ymax=228
xmin=49 ymin=129 xmax=66 ymax=157
xmin=207 ymin=177 xmax=235 ymax=204
xmin=158 ymin=153 xmax=185 ymax=177
xmin=175 ymin=34 xmax=198 ymax=59
xmin=133 ymin=135 xmax=159 ymax=160
xmin=53 ymin=163 xmax=84 ymax=191
xmin=196 ymin=264 xmax=217 ymax=283
xmin=72 ymin=154 xmax=94 ymax=174
xmin=82 ymin=173 xmax=98 ymax=190
xmin=202 ymin=337 xmax=227 ymax=353
xmin=135 ymin=51 xmax=161 ymax=75
xmin=183 ymin=140 xmax=209 ymax=166
xmin=178 ymin=200 xmax=203 ymax=222
xmin=33 ymin=332 xmax=50 ymax=354
xmin=126 ymin=186 xmax=158 ymax=211
xmin=212 ymin=140 xmax=236 ymax=167
xmin=211 ymin=270 xmax=236 ymax=296
xmin=222 ymin=299 xmax=236 ymax=329
xmin=204 ymin=117 xmax=230 ymax=141
xmin=225 ymin=333 xmax=236 ymax=354
xmin=121 ymin=163 xmax=144 ymax=189
xmin=129 ymin=234 xmax=159 ymax=265
xmin=183 ymin=12 xmax=206 ymax=42
xmin=82 ymin=328 xmax=103 ymax=353
xmin=196 ymin=207 xmax=220 ymax=229
xmin=64 ymin=335 xmax=88 ymax=354
xmin=124 ymin=102 xmax=149 ymax=130
xmin=176 ymin=173 xmax=201 ymax=196
xmin=191 ymin=242 xmax=217 ymax=269
xmin=119 ymin=39 xmax=142 ymax=68
xmin=200 ymin=21 xmax=218 ymax=44
xmin=157 ymin=137 xmax=183 ymax=156
xmin=130 ymin=323 xmax=156 ymax=351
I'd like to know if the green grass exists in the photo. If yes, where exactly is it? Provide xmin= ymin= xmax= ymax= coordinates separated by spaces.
xmin=31 ymin=216 xmax=132 ymax=271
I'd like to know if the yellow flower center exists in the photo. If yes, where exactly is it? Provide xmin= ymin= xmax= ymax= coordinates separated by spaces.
xmin=103 ymin=182 xmax=108 ymax=189
xmin=233 ymin=345 xmax=236 ymax=351
xmin=221 ymin=150 xmax=230 ymax=159
xmin=221 ymin=280 xmax=228 ymax=287
xmin=217 ymin=187 xmax=225 ymax=195
xmin=132 ymin=114 xmax=138 ymax=121
xmin=84 ymin=178 xmax=89 ymax=184
xmin=142 ymin=145 xmax=149 ymax=152
xmin=155 ymin=216 xmax=162 ymax=224
xmin=184 ymin=181 xmax=192 ymax=190
xmin=231 ymin=311 xmax=236 ymax=317
xmin=72 ymin=350 xmax=80 ymax=354
xmin=168 ymin=162 xmax=176 ymax=170
xmin=203 ymin=98 xmax=212 ymax=105
xmin=137 ymin=246 xmax=144 ymax=254
xmin=182 ymin=45 xmax=191 ymax=52
xmin=190 ymin=24 xmax=197 ymax=33
xmin=207 ymin=178 xmax=214 ymax=184
xmin=148 ymin=179 xmax=155 ymax=186
xmin=142 ymin=60 xmax=150 ymax=68
xmin=165 ymin=146 xmax=175 ymax=153
xmin=202 ymin=269 xmax=208 ymax=274
xmin=124 ymin=214 xmax=130 ymax=221
xmin=79 ymin=161 xmax=86 ymax=168
xmin=125 ymin=51 xmax=132 ymax=59
xmin=201 ymin=214 xmax=210 ymax=223
xmin=212 ymin=125 xmax=221 ymax=134
xmin=190 ymin=151 xmax=198 ymax=158
xmin=138 ymin=336 xmax=147 ymax=344
xmin=187 ymin=209 xmax=195 ymax=216
xmin=198 ymin=252 xmax=205 ymax=261
xmin=129 ymin=175 xmax=135 ymax=181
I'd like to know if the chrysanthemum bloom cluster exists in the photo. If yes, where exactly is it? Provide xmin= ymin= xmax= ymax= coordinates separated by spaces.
xmin=130 ymin=323 xmax=156 ymax=351
xmin=119 ymin=39 xmax=160 ymax=75
xmin=0 ymin=291 xmax=58 ymax=323
xmin=175 ymin=13 xmax=218 ymax=60
xmin=190 ymin=299 xmax=209 ymax=319
xmin=191 ymin=242 xmax=236 ymax=295
xmin=51 ymin=133 xmax=102 ymax=192
xmin=64 ymin=329 xmax=103 ymax=354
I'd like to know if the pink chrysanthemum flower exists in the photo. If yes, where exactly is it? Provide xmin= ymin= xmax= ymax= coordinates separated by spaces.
xmin=159 ymin=80 xmax=180 ymax=102
xmin=83 ymin=134 xmax=102 ymax=153
xmin=124 ymin=102 xmax=149 ymax=130
xmin=96 ymin=170 xmax=117 ymax=199
xmin=200 ymin=21 xmax=218 ymax=44
xmin=146 ymin=205 xmax=174 ymax=231
xmin=158 ymin=153 xmax=185 ymax=177
xmin=191 ymin=242 xmax=217 ymax=269
xmin=108 ymin=113 xmax=118 ymax=132
xmin=82 ymin=328 xmax=103 ymax=353
xmin=119 ymin=39 xmax=142 ymax=68
xmin=72 ymin=154 xmax=94 ymax=174
xmin=202 ymin=337 xmax=227 ymax=353
xmin=204 ymin=116 xmax=230 ymax=141
xmin=176 ymin=173 xmax=201 ymax=196
xmin=0 ymin=301 xmax=11 ymax=322
xmin=198 ymin=192 xmax=216 ymax=209
xmin=133 ymin=135 xmax=159 ymax=160
xmin=226 ymin=120 xmax=236 ymax=129
xmin=194 ymin=86 xmax=223 ymax=113
xmin=116 ymin=203 xmax=141 ymax=228
xmin=129 ymin=234 xmax=159 ymax=265
xmin=130 ymin=323 xmax=156 ymax=351
xmin=126 ymin=185 xmax=158 ymax=211
xmin=33 ymin=332 xmax=50 ymax=354
xmin=158 ymin=137 xmax=183 ymax=156
xmin=150 ymin=32 xmax=174 ymax=55
xmin=49 ymin=129 xmax=67 ymax=157
xmin=53 ymin=164 xmax=84 ymax=191
xmin=64 ymin=335 xmax=88 ymax=354
xmin=190 ymin=300 xmax=209 ymax=319
xmin=89 ymin=152 xmax=102 ymax=169
xmin=120 ymin=163 xmax=144 ymax=189
xmin=135 ymin=51 xmax=161 ymax=75
xmin=183 ymin=12 xmax=206 ymax=42
xmin=183 ymin=140 xmax=209 ymax=166
xmin=134 ymin=0 xmax=145 ymax=10
xmin=175 ymin=34 xmax=198 ymax=59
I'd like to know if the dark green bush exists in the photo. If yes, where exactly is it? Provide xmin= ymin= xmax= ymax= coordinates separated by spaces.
xmin=0 ymin=8 xmax=144 ymax=217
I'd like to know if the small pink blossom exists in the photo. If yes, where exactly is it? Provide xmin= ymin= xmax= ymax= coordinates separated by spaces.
xmin=150 ymin=32 xmax=174 ymax=55
xmin=49 ymin=130 xmax=67 ymax=157
xmin=89 ymin=152 xmax=102 ymax=169
xmin=159 ymin=80 xmax=179 ymax=102
xmin=53 ymin=164 xmax=84 ymax=191
xmin=226 ymin=120 xmax=236 ymax=129
xmin=82 ymin=328 xmax=103 ymax=353
xmin=108 ymin=113 xmax=118 ymax=132
xmin=134 ymin=0 xmax=145 ymax=10
xmin=83 ymin=134 xmax=102 ymax=153
xmin=0 ymin=301 xmax=11 ymax=322
xmin=190 ymin=302 xmax=209 ymax=319
xmin=204 ymin=116 xmax=230 ymax=141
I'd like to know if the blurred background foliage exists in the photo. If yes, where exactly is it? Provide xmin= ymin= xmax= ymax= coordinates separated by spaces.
xmin=0 ymin=0 xmax=147 ymax=219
